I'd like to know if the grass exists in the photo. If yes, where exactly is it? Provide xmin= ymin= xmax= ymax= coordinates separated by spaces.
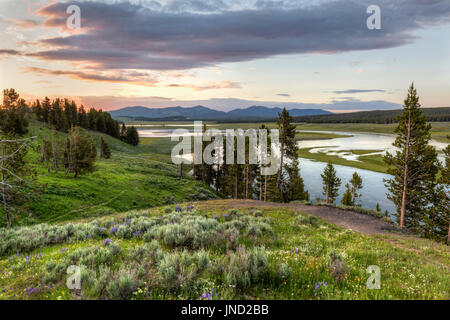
xmin=3 ymin=121 xmax=217 ymax=228
xmin=0 ymin=200 xmax=448 ymax=300
xmin=298 ymin=147 xmax=390 ymax=174
xmin=295 ymin=122 xmax=450 ymax=143
xmin=295 ymin=132 xmax=352 ymax=141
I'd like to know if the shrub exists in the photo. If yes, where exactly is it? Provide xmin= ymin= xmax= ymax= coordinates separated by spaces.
xmin=296 ymin=215 xmax=320 ymax=228
xmin=224 ymin=247 xmax=268 ymax=291
xmin=157 ymin=250 xmax=210 ymax=292
xmin=328 ymin=251 xmax=348 ymax=283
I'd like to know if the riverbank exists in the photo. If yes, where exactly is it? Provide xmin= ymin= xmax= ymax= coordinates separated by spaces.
xmin=298 ymin=147 xmax=389 ymax=174
xmin=295 ymin=122 xmax=450 ymax=143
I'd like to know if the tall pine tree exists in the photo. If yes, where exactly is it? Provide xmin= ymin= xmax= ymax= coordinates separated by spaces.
xmin=383 ymin=83 xmax=439 ymax=230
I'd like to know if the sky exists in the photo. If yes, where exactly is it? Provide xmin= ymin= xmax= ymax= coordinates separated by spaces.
xmin=0 ymin=0 xmax=449 ymax=112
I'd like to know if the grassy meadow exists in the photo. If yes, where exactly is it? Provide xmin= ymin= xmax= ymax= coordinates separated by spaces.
xmin=6 ymin=121 xmax=216 ymax=228
xmin=298 ymin=147 xmax=389 ymax=174
xmin=0 ymin=201 xmax=448 ymax=300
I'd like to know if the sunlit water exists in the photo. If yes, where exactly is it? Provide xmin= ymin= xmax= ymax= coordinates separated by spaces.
xmin=297 ymin=130 xmax=447 ymax=161
xmin=137 ymin=128 xmax=447 ymax=217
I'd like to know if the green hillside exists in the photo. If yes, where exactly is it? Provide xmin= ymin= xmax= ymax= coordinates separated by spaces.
xmin=5 ymin=121 xmax=216 ymax=228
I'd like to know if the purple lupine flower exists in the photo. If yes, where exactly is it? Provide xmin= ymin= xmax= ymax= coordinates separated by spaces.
xmin=59 ymin=248 xmax=68 ymax=253
xmin=110 ymin=225 xmax=118 ymax=234
xmin=175 ymin=206 xmax=182 ymax=212
xmin=103 ymin=238 xmax=112 ymax=246
xmin=292 ymin=247 xmax=298 ymax=254
xmin=99 ymin=227 xmax=107 ymax=231
xmin=133 ymin=230 xmax=141 ymax=236
xmin=314 ymin=281 xmax=327 ymax=296
xmin=213 ymin=215 xmax=218 ymax=219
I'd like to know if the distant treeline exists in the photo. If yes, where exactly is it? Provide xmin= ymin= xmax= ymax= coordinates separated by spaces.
xmin=293 ymin=107 xmax=450 ymax=124
xmin=32 ymin=97 xmax=139 ymax=146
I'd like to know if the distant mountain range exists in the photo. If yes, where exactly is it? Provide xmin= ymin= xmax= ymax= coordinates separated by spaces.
xmin=109 ymin=105 xmax=332 ymax=121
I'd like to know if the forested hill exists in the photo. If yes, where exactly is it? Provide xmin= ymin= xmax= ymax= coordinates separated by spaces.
xmin=293 ymin=107 xmax=450 ymax=124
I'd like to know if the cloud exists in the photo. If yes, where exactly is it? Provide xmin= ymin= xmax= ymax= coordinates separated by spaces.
xmin=26 ymin=67 xmax=159 ymax=86
xmin=277 ymin=93 xmax=291 ymax=97
xmin=24 ymin=0 xmax=449 ymax=71
xmin=9 ymin=19 xmax=41 ymax=28
xmin=333 ymin=89 xmax=386 ymax=94
xmin=0 ymin=49 xmax=22 ymax=56
xmin=166 ymin=81 xmax=241 ymax=91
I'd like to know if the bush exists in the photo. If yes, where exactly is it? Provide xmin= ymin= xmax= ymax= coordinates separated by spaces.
xmin=157 ymin=250 xmax=210 ymax=292
xmin=296 ymin=215 xmax=319 ymax=228
xmin=328 ymin=251 xmax=348 ymax=283
xmin=224 ymin=247 xmax=268 ymax=291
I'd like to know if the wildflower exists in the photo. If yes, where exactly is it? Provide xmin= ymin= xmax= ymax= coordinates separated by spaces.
xmin=175 ymin=206 xmax=182 ymax=212
xmin=59 ymin=248 xmax=68 ymax=253
xmin=133 ymin=230 xmax=141 ymax=236
xmin=213 ymin=214 xmax=218 ymax=219
xmin=292 ymin=247 xmax=298 ymax=254
xmin=103 ymin=238 xmax=112 ymax=246
xmin=314 ymin=281 xmax=327 ymax=296
xmin=110 ymin=226 xmax=118 ymax=234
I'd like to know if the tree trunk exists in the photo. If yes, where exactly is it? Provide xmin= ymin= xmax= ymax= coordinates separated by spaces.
xmin=245 ymin=165 xmax=249 ymax=199
xmin=259 ymin=175 xmax=262 ymax=201
xmin=276 ymin=141 xmax=284 ymax=189
xmin=447 ymin=223 xmax=450 ymax=245
xmin=325 ymin=185 xmax=329 ymax=204
xmin=234 ymin=168 xmax=238 ymax=199
xmin=1 ymin=145 xmax=11 ymax=228
xmin=264 ymin=175 xmax=267 ymax=202
xmin=52 ymin=132 xmax=58 ymax=172
xmin=400 ymin=110 xmax=411 ymax=228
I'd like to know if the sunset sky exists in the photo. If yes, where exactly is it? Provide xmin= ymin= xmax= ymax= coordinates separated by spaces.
xmin=0 ymin=0 xmax=449 ymax=112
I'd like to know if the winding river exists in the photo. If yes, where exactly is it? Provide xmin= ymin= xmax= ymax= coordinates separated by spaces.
xmin=138 ymin=128 xmax=448 ymax=217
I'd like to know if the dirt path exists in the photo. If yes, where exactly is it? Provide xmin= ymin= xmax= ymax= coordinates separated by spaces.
xmin=197 ymin=199 xmax=403 ymax=236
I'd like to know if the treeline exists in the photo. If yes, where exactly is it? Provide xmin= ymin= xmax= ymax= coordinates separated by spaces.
xmin=32 ymin=97 xmax=139 ymax=146
xmin=293 ymin=107 xmax=450 ymax=124
xmin=0 ymin=89 xmax=125 ymax=227
xmin=192 ymin=109 xmax=309 ymax=203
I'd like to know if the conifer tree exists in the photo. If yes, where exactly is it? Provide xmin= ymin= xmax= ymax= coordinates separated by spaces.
xmin=34 ymin=99 xmax=42 ymax=121
xmin=341 ymin=184 xmax=354 ymax=206
xmin=349 ymin=172 xmax=363 ymax=206
xmin=41 ymin=138 xmax=53 ymax=173
xmin=0 ymin=89 xmax=29 ymax=136
xmin=64 ymin=127 xmax=97 ymax=178
xmin=383 ymin=84 xmax=439 ymax=229
xmin=376 ymin=203 xmax=381 ymax=212
xmin=100 ymin=137 xmax=112 ymax=159
xmin=321 ymin=162 xmax=341 ymax=204
xmin=275 ymin=108 xmax=307 ymax=202
xmin=125 ymin=126 xmax=140 ymax=146
xmin=423 ymin=143 xmax=449 ymax=243
xmin=41 ymin=97 xmax=50 ymax=124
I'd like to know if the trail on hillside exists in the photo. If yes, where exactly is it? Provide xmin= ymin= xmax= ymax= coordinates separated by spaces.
xmin=197 ymin=200 xmax=402 ymax=235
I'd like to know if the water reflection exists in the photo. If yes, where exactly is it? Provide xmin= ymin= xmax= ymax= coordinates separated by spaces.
xmin=299 ymin=158 xmax=396 ymax=216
